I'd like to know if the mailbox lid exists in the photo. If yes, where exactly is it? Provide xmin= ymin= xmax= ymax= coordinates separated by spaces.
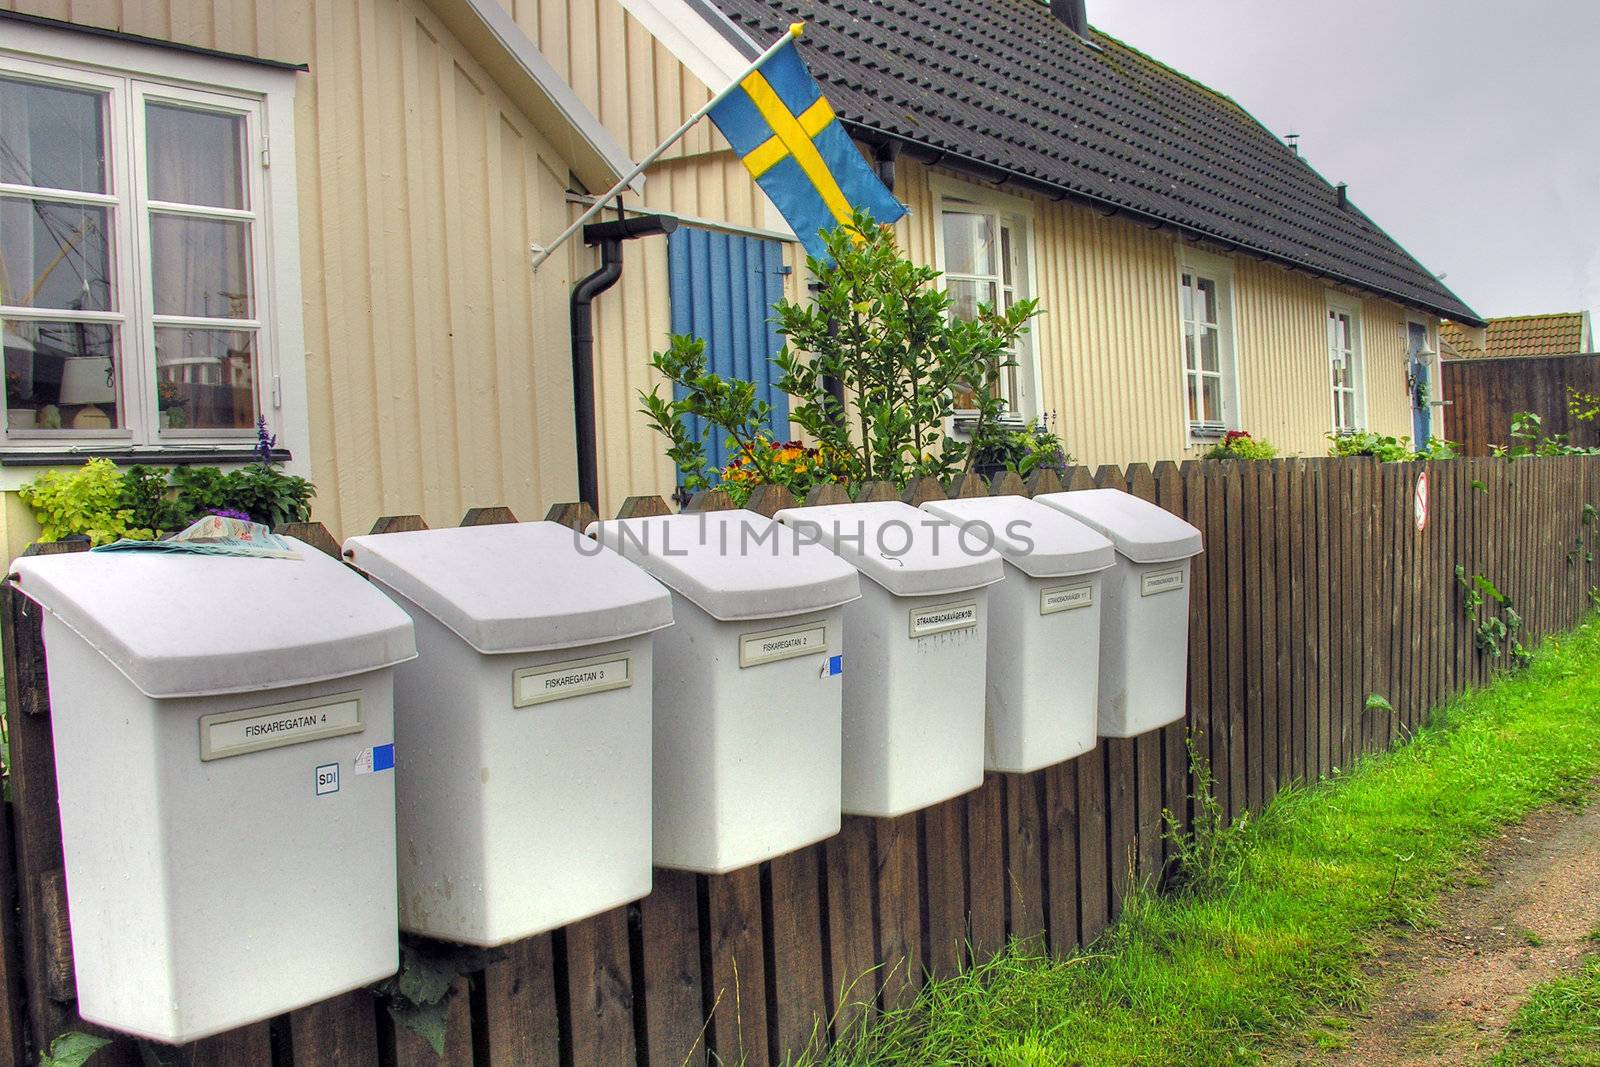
xmin=343 ymin=521 xmax=673 ymax=654
xmin=589 ymin=511 xmax=860 ymax=622
xmin=11 ymin=539 xmax=417 ymax=698
xmin=1035 ymin=488 xmax=1203 ymax=564
xmin=775 ymin=501 xmax=1003 ymax=597
xmin=921 ymin=496 xmax=1115 ymax=578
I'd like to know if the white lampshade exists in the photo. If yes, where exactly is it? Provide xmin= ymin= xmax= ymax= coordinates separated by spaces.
xmin=59 ymin=357 xmax=117 ymax=405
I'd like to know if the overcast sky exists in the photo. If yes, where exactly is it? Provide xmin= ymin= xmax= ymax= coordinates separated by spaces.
xmin=1090 ymin=0 xmax=1600 ymax=328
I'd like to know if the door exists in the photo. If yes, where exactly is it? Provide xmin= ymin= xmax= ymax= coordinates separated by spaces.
xmin=1408 ymin=321 xmax=1432 ymax=444
xmin=667 ymin=227 xmax=791 ymax=481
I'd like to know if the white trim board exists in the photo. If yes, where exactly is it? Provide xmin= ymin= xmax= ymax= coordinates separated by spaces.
xmin=425 ymin=0 xmax=643 ymax=194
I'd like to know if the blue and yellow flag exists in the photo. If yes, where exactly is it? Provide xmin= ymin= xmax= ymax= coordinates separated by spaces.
xmin=708 ymin=32 xmax=907 ymax=261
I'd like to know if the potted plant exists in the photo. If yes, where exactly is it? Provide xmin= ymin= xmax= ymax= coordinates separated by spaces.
xmin=157 ymin=380 xmax=189 ymax=429
xmin=970 ymin=413 xmax=1072 ymax=479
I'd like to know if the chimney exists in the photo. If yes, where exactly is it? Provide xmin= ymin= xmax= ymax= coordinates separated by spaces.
xmin=1335 ymin=182 xmax=1348 ymax=208
xmin=1051 ymin=0 xmax=1089 ymax=38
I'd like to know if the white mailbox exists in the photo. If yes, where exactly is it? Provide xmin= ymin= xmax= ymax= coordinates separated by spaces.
xmin=920 ymin=496 xmax=1115 ymax=771
xmin=1035 ymin=488 xmax=1203 ymax=736
xmin=775 ymin=501 xmax=1001 ymax=816
xmin=589 ymin=511 xmax=859 ymax=872
xmin=10 ymin=542 xmax=416 ymax=1043
xmin=343 ymin=521 xmax=673 ymax=946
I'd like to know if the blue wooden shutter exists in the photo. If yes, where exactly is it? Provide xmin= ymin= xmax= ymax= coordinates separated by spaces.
xmin=667 ymin=227 xmax=790 ymax=481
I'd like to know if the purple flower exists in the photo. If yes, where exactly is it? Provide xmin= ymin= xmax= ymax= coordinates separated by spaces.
xmin=207 ymin=508 xmax=253 ymax=522
xmin=254 ymin=416 xmax=278 ymax=465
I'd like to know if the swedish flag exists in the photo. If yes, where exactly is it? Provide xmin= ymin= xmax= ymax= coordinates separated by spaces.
xmin=708 ymin=33 xmax=907 ymax=261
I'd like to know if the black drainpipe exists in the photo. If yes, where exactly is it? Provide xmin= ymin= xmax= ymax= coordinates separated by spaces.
xmin=569 ymin=210 xmax=678 ymax=509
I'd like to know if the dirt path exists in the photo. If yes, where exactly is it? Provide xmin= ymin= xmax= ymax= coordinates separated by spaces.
xmin=1297 ymin=794 xmax=1600 ymax=1065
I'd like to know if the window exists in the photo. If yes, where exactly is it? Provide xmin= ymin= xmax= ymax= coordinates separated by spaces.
xmin=0 ymin=37 xmax=297 ymax=457
xmin=1327 ymin=300 xmax=1365 ymax=433
xmin=936 ymin=191 xmax=1037 ymax=419
xmin=1178 ymin=258 xmax=1237 ymax=437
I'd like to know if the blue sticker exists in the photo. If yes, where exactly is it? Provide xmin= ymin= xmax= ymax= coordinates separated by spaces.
xmin=354 ymin=743 xmax=396 ymax=775
xmin=827 ymin=655 xmax=844 ymax=677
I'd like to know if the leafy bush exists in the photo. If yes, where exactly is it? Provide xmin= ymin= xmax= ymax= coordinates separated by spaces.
xmin=1327 ymin=430 xmax=1416 ymax=461
xmin=1327 ymin=431 xmax=1459 ymax=462
xmin=221 ymin=464 xmax=315 ymax=528
xmin=119 ymin=464 xmax=190 ymax=535
xmin=1202 ymin=430 xmax=1277 ymax=460
xmin=20 ymin=430 xmax=315 ymax=544
xmin=1492 ymin=411 xmax=1600 ymax=459
xmin=18 ymin=459 xmax=143 ymax=545
xmin=640 ymin=208 xmax=1041 ymax=496
xmin=970 ymin=414 xmax=1073 ymax=477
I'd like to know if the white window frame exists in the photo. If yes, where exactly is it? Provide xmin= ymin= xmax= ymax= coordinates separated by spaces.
xmin=0 ymin=21 xmax=308 ymax=483
xmin=1326 ymin=294 xmax=1367 ymax=435
xmin=1176 ymin=248 xmax=1241 ymax=443
xmin=1405 ymin=315 xmax=1445 ymax=442
xmin=930 ymin=175 xmax=1042 ymax=425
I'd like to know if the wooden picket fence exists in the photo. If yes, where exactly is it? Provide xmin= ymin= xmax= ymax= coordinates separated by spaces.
xmin=0 ymin=454 xmax=1596 ymax=1067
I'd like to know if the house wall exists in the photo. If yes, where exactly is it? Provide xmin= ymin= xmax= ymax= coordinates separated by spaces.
xmin=898 ymin=158 xmax=1420 ymax=469
xmin=0 ymin=0 xmax=598 ymax=557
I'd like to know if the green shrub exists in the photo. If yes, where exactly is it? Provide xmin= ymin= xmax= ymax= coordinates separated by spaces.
xmin=18 ymin=459 xmax=143 ymax=545
xmin=1327 ymin=430 xmax=1415 ymax=461
xmin=118 ymin=465 xmax=190 ymax=536
xmin=21 ymin=453 xmax=315 ymax=545
xmin=1202 ymin=430 xmax=1277 ymax=460
xmin=640 ymin=208 xmax=1041 ymax=495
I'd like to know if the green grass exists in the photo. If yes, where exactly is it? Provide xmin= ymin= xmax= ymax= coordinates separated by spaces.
xmin=800 ymin=618 xmax=1600 ymax=1067
xmin=1492 ymin=938 xmax=1600 ymax=1066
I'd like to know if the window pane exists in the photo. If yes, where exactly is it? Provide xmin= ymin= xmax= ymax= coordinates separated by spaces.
xmin=1000 ymin=225 xmax=1014 ymax=287
xmin=0 ymin=77 xmax=107 ymax=193
xmin=155 ymin=326 xmax=257 ymax=430
xmin=2 ymin=319 xmax=120 ymax=430
xmin=145 ymin=103 xmax=246 ymax=210
xmin=942 ymin=210 xmax=995 ymax=276
xmin=1200 ymin=327 xmax=1219 ymax=373
xmin=1198 ymin=278 xmax=1217 ymax=325
xmin=149 ymin=214 xmax=253 ymax=318
xmin=0 ymin=197 xmax=114 ymax=311
xmin=1180 ymin=276 xmax=1193 ymax=322
xmin=1187 ymin=376 xmax=1199 ymax=423
xmin=1183 ymin=323 xmax=1196 ymax=370
xmin=947 ymin=278 xmax=995 ymax=322
xmin=1202 ymin=373 xmax=1221 ymax=421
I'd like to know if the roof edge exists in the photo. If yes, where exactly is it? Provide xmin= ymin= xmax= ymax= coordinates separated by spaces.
xmin=425 ymin=0 xmax=642 ymax=194
xmin=851 ymin=122 xmax=1487 ymax=327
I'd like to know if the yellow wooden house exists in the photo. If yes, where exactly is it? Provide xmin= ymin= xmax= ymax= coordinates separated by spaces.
xmin=0 ymin=0 xmax=1484 ymax=553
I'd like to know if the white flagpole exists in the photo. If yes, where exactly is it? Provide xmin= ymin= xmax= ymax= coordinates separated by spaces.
xmin=530 ymin=22 xmax=804 ymax=273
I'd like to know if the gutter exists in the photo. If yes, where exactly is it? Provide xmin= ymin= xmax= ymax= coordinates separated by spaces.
xmin=569 ymin=213 xmax=679 ymax=508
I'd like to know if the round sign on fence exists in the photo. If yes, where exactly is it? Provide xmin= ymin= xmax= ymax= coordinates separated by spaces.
xmin=1414 ymin=470 xmax=1429 ymax=532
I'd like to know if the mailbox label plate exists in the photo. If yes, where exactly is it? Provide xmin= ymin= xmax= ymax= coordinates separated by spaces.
xmin=514 ymin=654 xmax=632 ymax=707
xmin=739 ymin=623 xmax=828 ymax=668
xmin=1140 ymin=567 xmax=1186 ymax=597
xmin=908 ymin=600 xmax=978 ymax=638
xmin=200 ymin=692 xmax=365 ymax=761
xmin=1040 ymin=582 xmax=1094 ymax=615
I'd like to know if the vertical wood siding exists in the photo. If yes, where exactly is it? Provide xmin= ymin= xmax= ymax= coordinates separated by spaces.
xmin=897 ymin=158 xmax=1420 ymax=470
xmin=2 ymin=0 xmax=587 ymax=541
